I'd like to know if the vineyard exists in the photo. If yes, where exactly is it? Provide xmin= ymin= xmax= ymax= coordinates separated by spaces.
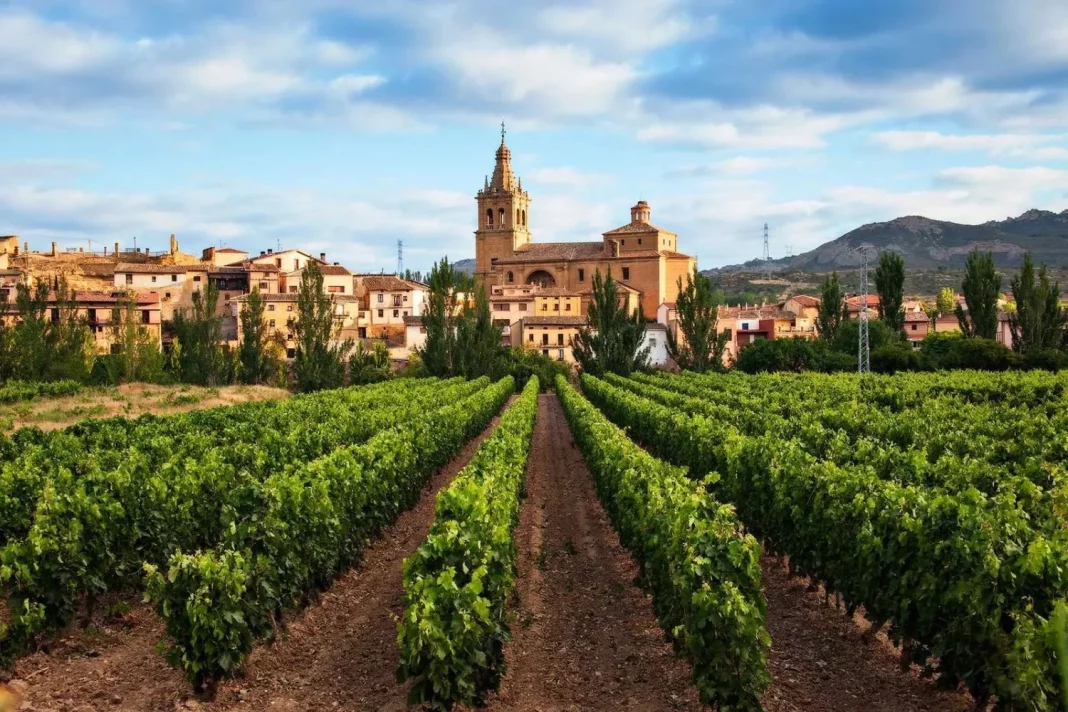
xmin=0 ymin=370 xmax=1066 ymax=710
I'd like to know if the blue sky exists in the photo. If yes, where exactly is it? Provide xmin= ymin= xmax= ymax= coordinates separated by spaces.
xmin=2 ymin=0 xmax=1067 ymax=273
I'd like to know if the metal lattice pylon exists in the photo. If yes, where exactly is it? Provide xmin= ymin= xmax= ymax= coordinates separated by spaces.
xmin=858 ymin=247 xmax=871 ymax=374
xmin=762 ymin=223 xmax=771 ymax=279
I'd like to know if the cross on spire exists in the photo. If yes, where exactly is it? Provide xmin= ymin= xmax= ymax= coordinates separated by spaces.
xmin=500 ymin=120 xmax=506 ymax=144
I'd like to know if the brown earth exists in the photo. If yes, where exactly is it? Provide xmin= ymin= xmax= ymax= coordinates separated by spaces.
xmin=10 ymin=396 xmax=515 ymax=712
xmin=0 ymin=383 xmax=288 ymax=432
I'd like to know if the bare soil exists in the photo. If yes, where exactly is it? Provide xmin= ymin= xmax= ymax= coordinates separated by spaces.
xmin=10 ymin=397 xmax=513 ymax=712
xmin=477 ymin=393 xmax=703 ymax=712
xmin=1 ymin=383 xmax=288 ymax=432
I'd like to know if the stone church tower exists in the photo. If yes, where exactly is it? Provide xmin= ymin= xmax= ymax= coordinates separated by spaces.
xmin=474 ymin=127 xmax=531 ymax=283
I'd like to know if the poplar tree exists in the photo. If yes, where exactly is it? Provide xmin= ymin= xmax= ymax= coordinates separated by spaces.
xmin=293 ymin=261 xmax=353 ymax=392
xmin=1008 ymin=253 xmax=1067 ymax=353
xmin=420 ymin=258 xmax=469 ymax=377
xmin=573 ymin=269 xmax=649 ymax=376
xmin=107 ymin=292 xmax=164 ymax=383
xmin=172 ymin=280 xmax=225 ymax=385
xmin=816 ymin=272 xmax=848 ymax=341
xmin=936 ymin=287 xmax=955 ymax=316
xmin=956 ymin=249 xmax=1001 ymax=340
xmin=238 ymin=288 xmax=277 ymax=384
xmin=874 ymin=251 xmax=906 ymax=333
xmin=666 ymin=266 xmax=728 ymax=372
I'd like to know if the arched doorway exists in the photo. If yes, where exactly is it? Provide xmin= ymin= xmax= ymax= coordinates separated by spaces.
xmin=526 ymin=270 xmax=556 ymax=287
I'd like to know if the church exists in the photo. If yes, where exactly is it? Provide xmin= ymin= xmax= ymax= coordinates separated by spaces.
xmin=473 ymin=131 xmax=696 ymax=320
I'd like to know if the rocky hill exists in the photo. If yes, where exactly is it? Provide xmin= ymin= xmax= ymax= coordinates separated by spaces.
xmin=715 ymin=209 xmax=1068 ymax=274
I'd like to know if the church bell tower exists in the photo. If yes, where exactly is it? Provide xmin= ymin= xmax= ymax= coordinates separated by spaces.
xmin=474 ymin=123 xmax=531 ymax=285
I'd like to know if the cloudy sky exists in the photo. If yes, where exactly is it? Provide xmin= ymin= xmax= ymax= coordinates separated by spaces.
xmin=3 ymin=0 xmax=1067 ymax=272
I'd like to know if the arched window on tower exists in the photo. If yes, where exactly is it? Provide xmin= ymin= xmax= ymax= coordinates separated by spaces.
xmin=507 ymin=271 xmax=514 ymax=283
xmin=522 ymin=210 xmax=526 ymax=226
xmin=499 ymin=208 xmax=506 ymax=226
xmin=486 ymin=209 xmax=493 ymax=227
xmin=516 ymin=208 xmax=520 ymax=226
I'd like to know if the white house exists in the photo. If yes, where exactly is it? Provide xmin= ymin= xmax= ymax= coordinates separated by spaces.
xmin=285 ymin=263 xmax=354 ymax=294
xmin=357 ymin=275 xmax=430 ymax=336
xmin=250 ymin=248 xmax=323 ymax=277
xmin=643 ymin=323 xmax=671 ymax=368
xmin=404 ymin=315 xmax=427 ymax=353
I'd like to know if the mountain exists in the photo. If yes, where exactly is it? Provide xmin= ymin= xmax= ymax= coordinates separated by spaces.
xmin=454 ymin=258 xmax=476 ymax=275
xmin=714 ymin=209 xmax=1068 ymax=274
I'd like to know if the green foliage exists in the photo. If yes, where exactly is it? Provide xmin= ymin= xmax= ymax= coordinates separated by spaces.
xmin=420 ymin=258 xmax=505 ymax=380
xmin=504 ymin=347 xmax=569 ymax=391
xmin=348 ymin=340 xmax=392 ymax=384
xmin=0 ymin=380 xmax=82 ymax=405
xmin=957 ymin=249 xmax=1001 ymax=340
xmin=0 ymin=278 xmax=95 ymax=384
xmin=398 ymin=377 xmax=538 ymax=708
xmin=582 ymin=370 xmax=1068 ymax=710
xmin=0 ymin=378 xmax=468 ymax=662
xmin=735 ymin=338 xmax=856 ymax=374
xmin=666 ymin=266 xmax=728 ymax=372
xmin=293 ymin=262 xmax=354 ymax=393
xmin=172 ymin=280 xmax=226 ymax=386
xmin=816 ymin=272 xmax=848 ymax=341
xmin=572 ymin=269 xmax=649 ymax=376
xmin=1009 ymin=253 xmax=1068 ymax=354
xmin=237 ymin=288 xmax=280 ymax=385
xmin=831 ymin=317 xmax=900 ymax=355
xmin=569 ymin=375 xmax=769 ymax=709
xmin=936 ymin=287 xmax=956 ymax=315
xmin=874 ymin=251 xmax=906 ymax=332
xmin=145 ymin=376 xmax=514 ymax=690
xmin=870 ymin=342 xmax=922 ymax=374
xmin=107 ymin=292 xmax=166 ymax=384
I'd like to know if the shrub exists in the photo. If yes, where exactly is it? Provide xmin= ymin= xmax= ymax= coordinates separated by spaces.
xmin=871 ymin=342 xmax=923 ymax=374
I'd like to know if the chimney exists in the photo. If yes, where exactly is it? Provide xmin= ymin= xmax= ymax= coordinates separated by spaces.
xmin=23 ymin=242 xmax=28 ymax=253
xmin=267 ymin=248 xmax=273 ymax=255
xmin=114 ymin=241 xmax=120 ymax=256
xmin=51 ymin=242 xmax=57 ymax=257
xmin=320 ymin=252 xmax=326 ymax=261
xmin=333 ymin=261 xmax=339 ymax=266
xmin=260 ymin=250 xmax=265 ymax=256
xmin=170 ymin=234 xmax=178 ymax=255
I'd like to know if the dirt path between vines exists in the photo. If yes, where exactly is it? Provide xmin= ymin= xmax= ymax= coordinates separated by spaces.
xmin=12 ymin=397 xmax=515 ymax=712
xmin=477 ymin=393 xmax=703 ymax=712
xmin=760 ymin=559 xmax=974 ymax=712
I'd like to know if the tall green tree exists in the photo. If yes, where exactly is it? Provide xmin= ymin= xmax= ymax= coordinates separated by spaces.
xmin=419 ymin=257 xmax=471 ymax=377
xmin=172 ymin=280 xmax=225 ymax=385
xmin=107 ymin=292 xmax=165 ymax=383
xmin=237 ymin=288 xmax=277 ymax=384
xmin=2 ymin=277 xmax=94 ymax=382
xmin=572 ymin=269 xmax=649 ymax=376
xmin=453 ymin=283 xmax=505 ymax=379
xmin=666 ymin=266 xmax=728 ymax=372
xmin=1008 ymin=253 xmax=1067 ymax=353
xmin=936 ymin=287 xmax=956 ymax=316
xmin=956 ymin=249 xmax=1001 ymax=340
xmin=874 ymin=251 xmax=906 ymax=333
xmin=816 ymin=272 xmax=848 ymax=341
xmin=293 ymin=261 xmax=353 ymax=392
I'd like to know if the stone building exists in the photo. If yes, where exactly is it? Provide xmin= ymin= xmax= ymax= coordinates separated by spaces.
xmin=473 ymin=133 xmax=695 ymax=320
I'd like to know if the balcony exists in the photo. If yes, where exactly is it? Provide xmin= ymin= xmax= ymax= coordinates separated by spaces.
xmin=774 ymin=325 xmax=817 ymax=337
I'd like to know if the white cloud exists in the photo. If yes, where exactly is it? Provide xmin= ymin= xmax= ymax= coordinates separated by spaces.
xmin=528 ymin=167 xmax=613 ymax=187
xmin=537 ymin=0 xmax=708 ymax=54
xmin=875 ymin=130 xmax=1068 ymax=160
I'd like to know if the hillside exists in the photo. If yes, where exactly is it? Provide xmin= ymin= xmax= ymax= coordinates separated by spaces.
xmin=716 ymin=208 xmax=1068 ymax=274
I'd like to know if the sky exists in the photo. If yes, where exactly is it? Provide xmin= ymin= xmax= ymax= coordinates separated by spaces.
xmin=2 ymin=0 xmax=1067 ymax=273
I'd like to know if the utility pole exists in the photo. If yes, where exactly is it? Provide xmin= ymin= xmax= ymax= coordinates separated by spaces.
xmin=858 ymin=247 xmax=871 ymax=374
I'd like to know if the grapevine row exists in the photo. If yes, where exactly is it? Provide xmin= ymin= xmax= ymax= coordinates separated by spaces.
xmin=397 ymin=376 xmax=540 ymax=708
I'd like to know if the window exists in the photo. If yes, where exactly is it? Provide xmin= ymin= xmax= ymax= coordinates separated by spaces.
xmin=522 ymin=210 xmax=526 ymax=226
xmin=164 ymin=292 xmax=171 ymax=300
xmin=393 ymin=295 xmax=403 ymax=307
xmin=621 ymin=239 xmax=625 ymax=246
xmin=269 ymin=319 xmax=276 ymax=327
xmin=404 ymin=295 xmax=408 ymax=302
xmin=542 ymin=333 xmax=548 ymax=345
xmin=193 ymin=275 xmax=202 ymax=282
xmin=275 ymin=258 xmax=282 ymax=268
xmin=565 ymin=303 xmax=572 ymax=312
xmin=393 ymin=309 xmax=399 ymax=317
xmin=268 ymin=304 xmax=275 ymax=311
xmin=378 ymin=309 xmax=384 ymax=318
xmin=724 ymin=328 xmax=732 ymax=341
xmin=911 ymin=324 xmax=918 ymax=331
xmin=507 ymin=271 xmax=514 ymax=283
xmin=516 ymin=208 xmax=520 ymax=225
xmin=288 ymin=286 xmax=297 ymax=293
xmin=287 ymin=305 xmax=293 ymax=312
xmin=498 ymin=303 xmax=510 ymax=311
xmin=259 ymin=281 xmax=268 ymax=290
xmin=578 ymin=268 xmax=585 ymax=282
xmin=528 ymin=334 xmax=534 ymax=342
xmin=50 ymin=308 xmax=59 ymax=324
xmin=557 ymin=349 xmax=564 ymax=361
xmin=499 ymin=207 xmax=505 ymax=225
xmin=172 ymin=274 xmax=178 ymax=282
xmin=87 ymin=308 xmax=97 ymax=323
xmin=377 ymin=293 xmax=384 ymax=303
xmin=638 ymin=238 xmax=642 ymax=245
xmin=151 ymin=275 xmax=157 ymax=283
xmin=541 ymin=303 xmax=548 ymax=311
xmin=328 ymin=285 xmax=343 ymax=293
xmin=553 ymin=303 xmax=559 ymax=311
xmin=741 ymin=322 xmax=749 ymax=330
xmin=287 ymin=348 xmax=295 ymax=359
xmin=125 ymin=274 xmax=133 ymax=285
xmin=519 ymin=302 xmax=527 ymax=311
xmin=403 ymin=310 xmax=408 ymax=316
xmin=650 ymin=337 xmax=657 ymax=347
xmin=557 ymin=333 xmax=564 ymax=346
xmin=142 ymin=310 xmax=150 ymax=324
xmin=542 ymin=349 xmax=549 ymax=357
xmin=621 ymin=267 xmax=630 ymax=280
xmin=486 ymin=208 xmax=493 ymax=227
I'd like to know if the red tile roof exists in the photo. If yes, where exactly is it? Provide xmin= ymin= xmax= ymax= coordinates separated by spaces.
xmin=788 ymin=294 xmax=821 ymax=307
xmin=522 ymin=316 xmax=587 ymax=327
xmin=319 ymin=264 xmax=353 ymax=276
xmin=603 ymin=222 xmax=677 ymax=237
xmin=359 ymin=275 xmax=423 ymax=292
xmin=496 ymin=242 xmax=607 ymax=263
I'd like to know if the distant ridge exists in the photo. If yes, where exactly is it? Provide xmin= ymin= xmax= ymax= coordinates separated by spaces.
xmin=712 ymin=208 xmax=1068 ymax=274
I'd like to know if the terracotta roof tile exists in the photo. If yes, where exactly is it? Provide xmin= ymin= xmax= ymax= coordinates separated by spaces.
xmin=603 ymin=222 xmax=676 ymax=236
xmin=359 ymin=275 xmax=422 ymax=292
xmin=495 ymin=242 xmax=607 ymax=264
xmin=232 ymin=293 xmax=361 ymax=303
xmin=788 ymin=294 xmax=821 ymax=307
xmin=522 ymin=315 xmax=587 ymax=327
xmin=403 ymin=315 xmax=422 ymax=326
xmin=319 ymin=264 xmax=353 ymax=276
